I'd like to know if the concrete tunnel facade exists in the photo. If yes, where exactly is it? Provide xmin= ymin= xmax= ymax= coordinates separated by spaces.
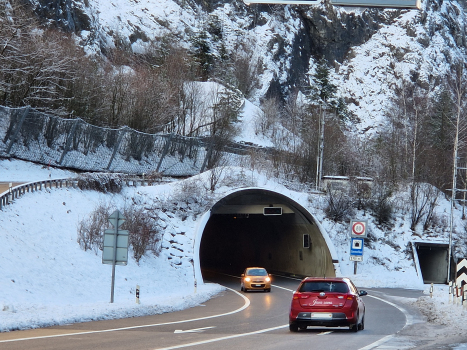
xmin=192 ymin=188 xmax=339 ymax=284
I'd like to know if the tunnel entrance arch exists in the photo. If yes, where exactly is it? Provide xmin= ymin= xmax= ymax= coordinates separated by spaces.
xmin=193 ymin=188 xmax=339 ymax=283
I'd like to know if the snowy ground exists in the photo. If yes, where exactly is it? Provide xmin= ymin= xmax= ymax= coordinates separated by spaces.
xmin=1 ymin=158 xmax=467 ymax=349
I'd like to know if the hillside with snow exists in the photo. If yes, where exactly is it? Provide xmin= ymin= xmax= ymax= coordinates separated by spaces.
xmin=1 ymin=158 xmax=466 ymax=335
xmin=27 ymin=0 xmax=467 ymax=134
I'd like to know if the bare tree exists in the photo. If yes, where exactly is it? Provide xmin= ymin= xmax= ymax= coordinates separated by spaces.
xmin=447 ymin=63 xmax=467 ymax=280
xmin=324 ymin=186 xmax=354 ymax=222
xmin=409 ymin=182 xmax=438 ymax=231
xmin=0 ymin=1 xmax=82 ymax=114
xmin=77 ymin=201 xmax=114 ymax=253
xmin=254 ymin=97 xmax=281 ymax=140
xmin=122 ymin=204 xmax=162 ymax=264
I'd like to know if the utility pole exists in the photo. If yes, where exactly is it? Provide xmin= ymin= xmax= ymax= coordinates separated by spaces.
xmin=317 ymin=106 xmax=325 ymax=191
xmin=448 ymin=123 xmax=458 ymax=283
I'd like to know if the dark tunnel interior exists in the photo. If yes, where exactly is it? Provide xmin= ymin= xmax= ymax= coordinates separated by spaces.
xmin=199 ymin=213 xmax=294 ymax=275
xmin=415 ymin=243 xmax=453 ymax=284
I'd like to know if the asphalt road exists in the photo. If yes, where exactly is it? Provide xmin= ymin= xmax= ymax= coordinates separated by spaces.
xmin=0 ymin=270 xmax=421 ymax=350
xmin=0 ymin=182 xmax=21 ymax=194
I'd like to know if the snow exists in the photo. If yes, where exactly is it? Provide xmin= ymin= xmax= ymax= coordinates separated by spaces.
xmin=0 ymin=159 xmax=224 ymax=332
xmin=1 ymin=158 xmax=467 ymax=338
xmin=234 ymin=99 xmax=275 ymax=147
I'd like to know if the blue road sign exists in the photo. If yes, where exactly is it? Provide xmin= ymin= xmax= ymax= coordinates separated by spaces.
xmin=350 ymin=237 xmax=364 ymax=256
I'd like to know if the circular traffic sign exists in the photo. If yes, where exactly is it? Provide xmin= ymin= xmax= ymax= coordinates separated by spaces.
xmin=352 ymin=222 xmax=365 ymax=235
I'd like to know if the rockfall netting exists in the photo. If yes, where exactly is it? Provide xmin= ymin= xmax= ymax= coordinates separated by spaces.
xmin=0 ymin=106 xmax=266 ymax=176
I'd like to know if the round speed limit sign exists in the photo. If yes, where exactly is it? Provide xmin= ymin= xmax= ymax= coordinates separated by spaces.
xmin=351 ymin=220 xmax=367 ymax=238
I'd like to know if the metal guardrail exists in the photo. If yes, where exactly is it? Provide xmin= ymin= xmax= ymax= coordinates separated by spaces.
xmin=0 ymin=179 xmax=78 ymax=210
xmin=0 ymin=177 xmax=167 ymax=211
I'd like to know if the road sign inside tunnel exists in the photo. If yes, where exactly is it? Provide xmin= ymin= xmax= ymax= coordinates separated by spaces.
xmin=263 ymin=207 xmax=282 ymax=215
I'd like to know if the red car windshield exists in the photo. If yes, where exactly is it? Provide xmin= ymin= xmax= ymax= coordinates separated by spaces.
xmin=299 ymin=281 xmax=349 ymax=293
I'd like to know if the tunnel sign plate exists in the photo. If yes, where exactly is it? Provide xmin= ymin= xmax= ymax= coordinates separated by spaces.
xmin=350 ymin=255 xmax=363 ymax=262
xmin=350 ymin=237 xmax=364 ymax=256
xmin=350 ymin=220 xmax=367 ymax=238
xmin=263 ymin=207 xmax=282 ymax=215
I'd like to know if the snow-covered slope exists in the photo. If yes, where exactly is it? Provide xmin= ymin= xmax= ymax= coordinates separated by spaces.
xmin=334 ymin=1 xmax=467 ymax=133
xmin=1 ymin=159 xmax=466 ymax=333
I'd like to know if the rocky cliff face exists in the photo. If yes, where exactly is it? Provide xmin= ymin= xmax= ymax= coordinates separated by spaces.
xmin=25 ymin=0 xmax=467 ymax=127
xmin=31 ymin=0 xmax=92 ymax=33
xmin=26 ymin=0 xmax=402 ymax=97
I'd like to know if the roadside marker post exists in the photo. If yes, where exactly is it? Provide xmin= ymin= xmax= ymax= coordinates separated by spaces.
xmin=449 ymin=281 xmax=453 ymax=304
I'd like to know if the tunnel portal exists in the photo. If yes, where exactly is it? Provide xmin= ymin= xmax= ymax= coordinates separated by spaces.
xmin=415 ymin=242 xmax=453 ymax=284
xmin=198 ymin=189 xmax=337 ymax=280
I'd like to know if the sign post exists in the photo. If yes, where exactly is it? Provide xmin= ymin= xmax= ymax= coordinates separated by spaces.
xmin=102 ymin=210 xmax=129 ymax=303
xmin=349 ymin=219 xmax=367 ymax=274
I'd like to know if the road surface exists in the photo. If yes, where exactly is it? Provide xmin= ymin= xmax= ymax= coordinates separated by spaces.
xmin=0 ymin=271 xmax=420 ymax=350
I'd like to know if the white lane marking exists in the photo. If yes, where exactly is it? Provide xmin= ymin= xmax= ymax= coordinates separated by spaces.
xmin=358 ymin=295 xmax=413 ymax=350
xmin=359 ymin=335 xmax=395 ymax=350
xmin=174 ymin=326 xmax=215 ymax=333
xmin=271 ymin=284 xmax=295 ymax=292
xmin=317 ymin=331 xmax=334 ymax=336
xmin=154 ymin=324 xmax=288 ymax=350
xmin=0 ymin=287 xmax=250 ymax=343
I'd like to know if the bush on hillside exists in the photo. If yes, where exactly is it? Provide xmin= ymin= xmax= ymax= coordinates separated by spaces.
xmin=77 ymin=199 xmax=162 ymax=263
xmin=369 ymin=191 xmax=393 ymax=227
xmin=77 ymin=172 xmax=126 ymax=193
xmin=122 ymin=205 xmax=162 ymax=263
xmin=77 ymin=202 xmax=114 ymax=252
xmin=324 ymin=187 xmax=354 ymax=222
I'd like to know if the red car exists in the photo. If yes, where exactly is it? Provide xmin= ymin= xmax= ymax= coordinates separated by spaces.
xmin=289 ymin=277 xmax=367 ymax=332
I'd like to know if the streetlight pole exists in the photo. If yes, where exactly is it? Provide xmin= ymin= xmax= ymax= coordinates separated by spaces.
xmin=315 ymin=105 xmax=325 ymax=191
